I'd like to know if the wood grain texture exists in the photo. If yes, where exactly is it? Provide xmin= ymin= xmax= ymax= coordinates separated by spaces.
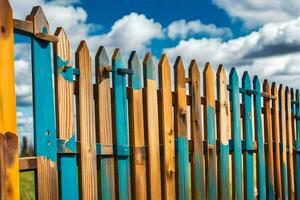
xmin=189 ymin=60 xmax=206 ymax=200
xmin=286 ymin=87 xmax=295 ymax=199
xmin=229 ymin=68 xmax=243 ymax=200
xmin=26 ymin=6 xmax=50 ymax=34
xmin=263 ymin=80 xmax=275 ymax=199
xmin=271 ymin=83 xmax=282 ymax=199
xmin=0 ymin=0 xmax=19 ymax=199
xmin=75 ymin=41 xmax=98 ymax=200
xmin=128 ymin=51 xmax=147 ymax=199
xmin=203 ymin=63 xmax=217 ymax=199
xmin=95 ymin=46 xmax=116 ymax=200
xmin=143 ymin=52 xmax=162 ymax=200
xmin=158 ymin=54 xmax=176 ymax=200
xmin=174 ymin=57 xmax=190 ymax=200
xmin=54 ymin=27 xmax=79 ymax=200
xmin=279 ymin=85 xmax=289 ymax=199
xmin=217 ymin=65 xmax=230 ymax=200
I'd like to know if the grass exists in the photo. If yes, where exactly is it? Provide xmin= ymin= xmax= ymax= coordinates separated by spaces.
xmin=20 ymin=171 xmax=36 ymax=200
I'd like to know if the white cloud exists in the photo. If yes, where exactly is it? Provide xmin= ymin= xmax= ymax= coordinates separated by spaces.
xmin=212 ymin=0 xmax=300 ymax=28
xmin=167 ymin=19 xmax=232 ymax=39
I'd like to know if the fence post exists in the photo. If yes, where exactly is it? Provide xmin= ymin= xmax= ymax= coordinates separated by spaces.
xmin=112 ymin=48 xmax=131 ymax=200
xmin=54 ymin=27 xmax=79 ymax=200
xmin=217 ymin=65 xmax=230 ymax=200
xmin=128 ymin=51 xmax=147 ymax=199
xmin=75 ymin=41 xmax=98 ymax=199
xmin=229 ymin=68 xmax=242 ymax=199
xmin=27 ymin=6 xmax=59 ymax=199
xmin=203 ymin=63 xmax=217 ymax=199
xmin=189 ymin=60 xmax=206 ymax=200
xmin=95 ymin=46 xmax=116 ymax=199
xmin=143 ymin=52 xmax=162 ymax=200
xmin=174 ymin=57 xmax=190 ymax=199
xmin=0 ymin=0 xmax=19 ymax=199
xmin=158 ymin=54 xmax=176 ymax=199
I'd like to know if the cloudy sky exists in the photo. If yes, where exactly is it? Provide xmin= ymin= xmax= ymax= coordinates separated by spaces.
xmin=12 ymin=0 xmax=300 ymax=144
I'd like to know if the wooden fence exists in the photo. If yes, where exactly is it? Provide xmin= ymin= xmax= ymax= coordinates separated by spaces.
xmin=1 ymin=0 xmax=300 ymax=199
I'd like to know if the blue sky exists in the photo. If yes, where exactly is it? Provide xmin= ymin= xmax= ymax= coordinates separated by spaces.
xmin=10 ymin=0 xmax=300 ymax=145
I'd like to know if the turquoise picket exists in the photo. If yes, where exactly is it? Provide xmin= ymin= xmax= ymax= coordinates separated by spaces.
xmin=242 ymin=72 xmax=254 ymax=199
xmin=253 ymin=76 xmax=266 ymax=199
xmin=295 ymin=90 xmax=300 ymax=199
xmin=112 ymin=48 xmax=131 ymax=200
xmin=229 ymin=68 xmax=242 ymax=199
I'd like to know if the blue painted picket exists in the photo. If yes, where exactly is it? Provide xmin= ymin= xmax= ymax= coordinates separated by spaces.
xmin=296 ymin=90 xmax=300 ymax=199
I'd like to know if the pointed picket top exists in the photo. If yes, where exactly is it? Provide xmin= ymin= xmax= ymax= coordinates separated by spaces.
xmin=271 ymin=82 xmax=278 ymax=94
xmin=0 ymin=0 xmax=13 ymax=39
xmin=263 ymin=79 xmax=270 ymax=93
xmin=129 ymin=51 xmax=142 ymax=89
xmin=174 ymin=56 xmax=185 ymax=89
xmin=217 ymin=64 xmax=227 ymax=87
xmin=158 ymin=54 xmax=171 ymax=70
xmin=54 ymin=27 xmax=71 ymax=61
xmin=291 ymin=88 xmax=295 ymax=103
xmin=229 ymin=67 xmax=239 ymax=83
xmin=26 ymin=6 xmax=50 ymax=34
xmin=143 ymin=52 xmax=156 ymax=82
xmin=158 ymin=54 xmax=171 ymax=88
xmin=285 ymin=86 xmax=290 ymax=97
xmin=188 ymin=60 xmax=199 ymax=79
xmin=112 ymin=48 xmax=125 ymax=69
xmin=242 ymin=71 xmax=251 ymax=88
xmin=279 ymin=84 xmax=285 ymax=96
xmin=76 ymin=41 xmax=90 ymax=58
xmin=96 ymin=46 xmax=110 ymax=68
xmin=203 ymin=62 xmax=215 ymax=106
xmin=253 ymin=75 xmax=261 ymax=90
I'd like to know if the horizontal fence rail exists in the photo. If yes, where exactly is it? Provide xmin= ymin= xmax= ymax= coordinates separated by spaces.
xmin=1 ymin=0 xmax=300 ymax=199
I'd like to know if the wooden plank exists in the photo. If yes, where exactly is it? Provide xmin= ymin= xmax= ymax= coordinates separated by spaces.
xmin=158 ymin=54 xmax=176 ymax=199
xmin=19 ymin=157 xmax=37 ymax=171
xmin=295 ymin=89 xmax=300 ymax=199
xmin=13 ymin=19 xmax=33 ymax=35
xmin=286 ymin=87 xmax=295 ymax=199
xmin=189 ymin=60 xmax=206 ymax=200
xmin=54 ymin=27 xmax=79 ymax=200
xmin=291 ymin=89 xmax=297 ymax=199
xmin=112 ymin=48 xmax=131 ymax=200
xmin=242 ymin=72 xmax=254 ymax=199
xmin=263 ymin=80 xmax=275 ymax=199
xmin=271 ymin=83 xmax=282 ymax=199
xmin=174 ymin=57 xmax=190 ymax=199
xmin=0 ymin=0 xmax=19 ymax=199
xmin=279 ymin=85 xmax=289 ymax=199
xmin=229 ymin=68 xmax=242 ymax=199
xmin=143 ymin=52 xmax=162 ymax=200
xmin=28 ymin=7 xmax=58 ymax=200
xmin=217 ymin=65 xmax=229 ymax=200
xmin=128 ymin=51 xmax=147 ymax=199
xmin=95 ymin=46 xmax=116 ymax=199
xmin=203 ymin=63 xmax=217 ymax=199
xmin=75 ymin=41 xmax=98 ymax=199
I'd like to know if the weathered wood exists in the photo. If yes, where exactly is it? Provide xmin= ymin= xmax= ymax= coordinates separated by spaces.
xmin=203 ymin=63 xmax=217 ymax=199
xmin=143 ymin=52 xmax=162 ymax=200
xmin=13 ymin=19 xmax=33 ymax=35
xmin=0 ymin=0 xmax=19 ymax=199
xmin=271 ymin=83 xmax=282 ymax=199
xmin=189 ymin=60 xmax=206 ymax=200
xmin=158 ymin=54 xmax=176 ymax=199
xmin=279 ymin=85 xmax=289 ymax=199
xmin=217 ymin=65 xmax=230 ymax=200
xmin=229 ymin=68 xmax=242 ymax=200
xmin=75 ymin=41 xmax=98 ymax=199
xmin=112 ymin=48 xmax=131 ymax=200
xmin=54 ymin=27 xmax=79 ymax=200
xmin=286 ymin=87 xmax=295 ymax=199
xmin=28 ymin=6 xmax=58 ymax=199
xmin=19 ymin=157 xmax=37 ymax=171
xmin=263 ymin=80 xmax=275 ymax=199
xmin=295 ymin=89 xmax=300 ymax=199
xmin=95 ymin=46 xmax=116 ymax=200
xmin=26 ymin=6 xmax=50 ymax=34
xmin=128 ymin=51 xmax=147 ymax=199
xmin=174 ymin=57 xmax=190 ymax=200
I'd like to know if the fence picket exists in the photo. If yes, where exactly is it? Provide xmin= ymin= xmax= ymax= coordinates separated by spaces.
xmin=158 ymin=54 xmax=176 ymax=199
xmin=112 ymin=48 xmax=131 ymax=200
xmin=203 ymin=63 xmax=217 ymax=199
xmin=189 ymin=60 xmax=206 ymax=200
xmin=28 ymin=6 xmax=59 ymax=199
xmin=128 ymin=51 xmax=147 ymax=199
xmin=295 ymin=89 xmax=300 ymax=199
xmin=0 ymin=0 xmax=19 ymax=199
xmin=95 ymin=46 xmax=116 ymax=199
xmin=242 ymin=72 xmax=254 ymax=199
xmin=143 ymin=52 xmax=162 ymax=200
xmin=174 ymin=57 xmax=190 ymax=199
xmin=263 ymin=80 xmax=275 ymax=199
xmin=54 ymin=27 xmax=79 ymax=200
xmin=75 ymin=41 xmax=98 ymax=199
xmin=229 ymin=68 xmax=243 ymax=199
